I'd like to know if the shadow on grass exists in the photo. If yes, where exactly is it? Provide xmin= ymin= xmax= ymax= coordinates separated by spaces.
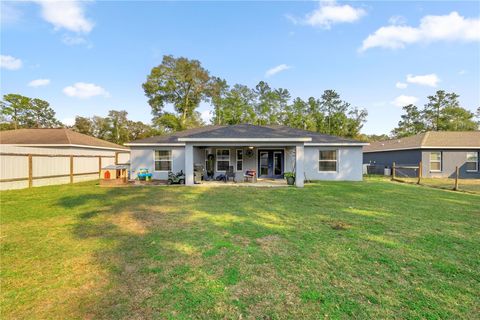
xmin=55 ymin=180 xmax=480 ymax=319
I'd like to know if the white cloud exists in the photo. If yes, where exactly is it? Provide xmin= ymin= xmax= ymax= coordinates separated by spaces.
xmin=395 ymin=82 xmax=408 ymax=89
xmin=288 ymin=0 xmax=365 ymax=29
xmin=406 ymin=73 xmax=439 ymax=87
xmin=62 ymin=117 xmax=75 ymax=126
xmin=0 ymin=55 xmax=22 ymax=70
xmin=392 ymin=95 xmax=418 ymax=107
xmin=28 ymin=78 xmax=51 ymax=87
xmin=34 ymin=0 xmax=93 ymax=33
xmin=458 ymin=69 xmax=467 ymax=75
xmin=63 ymin=82 xmax=109 ymax=99
xmin=265 ymin=64 xmax=292 ymax=77
xmin=360 ymin=12 xmax=480 ymax=51
xmin=388 ymin=15 xmax=407 ymax=25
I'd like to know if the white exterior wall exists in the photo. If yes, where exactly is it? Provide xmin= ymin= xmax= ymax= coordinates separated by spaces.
xmin=304 ymin=146 xmax=363 ymax=181
xmin=130 ymin=147 xmax=185 ymax=180
xmin=0 ymin=145 xmax=128 ymax=190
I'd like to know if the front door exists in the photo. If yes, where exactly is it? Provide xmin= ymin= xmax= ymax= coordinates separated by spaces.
xmin=258 ymin=150 xmax=284 ymax=178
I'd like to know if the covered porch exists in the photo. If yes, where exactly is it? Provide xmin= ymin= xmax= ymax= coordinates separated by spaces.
xmin=183 ymin=142 xmax=305 ymax=187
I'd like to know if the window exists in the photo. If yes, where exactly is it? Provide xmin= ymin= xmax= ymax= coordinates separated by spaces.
xmin=429 ymin=152 xmax=442 ymax=172
xmin=216 ymin=149 xmax=230 ymax=171
xmin=236 ymin=149 xmax=243 ymax=171
xmin=154 ymin=150 xmax=172 ymax=171
xmin=319 ymin=150 xmax=337 ymax=172
xmin=466 ymin=152 xmax=479 ymax=172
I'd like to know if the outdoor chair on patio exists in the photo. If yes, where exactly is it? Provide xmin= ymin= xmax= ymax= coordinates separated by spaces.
xmin=244 ymin=169 xmax=257 ymax=183
xmin=225 ymin=166 xmax=236 ymax=182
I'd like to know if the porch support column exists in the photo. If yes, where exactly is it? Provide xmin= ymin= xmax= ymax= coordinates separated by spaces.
xmin=295 ymin=144 xmax=304 ymax=188
xmin=185 ymin=143 xmax=194 ymax=185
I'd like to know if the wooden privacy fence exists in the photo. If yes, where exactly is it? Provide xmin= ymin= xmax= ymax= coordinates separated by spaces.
xmin=0 ymin=152 xmax=128 ymax=190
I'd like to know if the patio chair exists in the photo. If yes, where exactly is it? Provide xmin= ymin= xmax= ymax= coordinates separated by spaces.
xmin=244 ymin=169 xmax=257 ymax=183
xmin=225 ymin=166 xmax=236 ymax=182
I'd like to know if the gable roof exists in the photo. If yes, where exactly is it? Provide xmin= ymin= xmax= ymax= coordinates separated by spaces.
xmin=126 ymin=124 xmax=366 ymax=145
xmin=364 ymin=131 xmax=480 ymax=153
xmin=0 ymin=128 xmax=128 ymax=151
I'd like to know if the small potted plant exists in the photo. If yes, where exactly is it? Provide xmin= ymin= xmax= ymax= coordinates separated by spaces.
xmin=284 ymin=172 xmax=295 ymax=185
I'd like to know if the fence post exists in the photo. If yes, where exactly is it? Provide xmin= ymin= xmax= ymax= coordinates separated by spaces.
xmin=417 ymin=161 xmax=422 ymax=184
xmin=28 ymin=154 xmax=33 ymax=188
xmin=70 ymin=155 xmax=74 ymax=184
xmin=392 ymin=162 xmax=396 ymax=180
xmin=98 ymin=156 xmax=102 ymax=178
xmin=454 ymin=166 xmax=459 ymax=191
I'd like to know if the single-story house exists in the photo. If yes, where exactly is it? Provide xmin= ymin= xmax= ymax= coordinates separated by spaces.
xmin=0 ymin=128 xmax=129 ymax=190
xmin=363 ymin=131 xmax=480 ymax=179
xmin=125 ymin=124 xmax=367 ymax=187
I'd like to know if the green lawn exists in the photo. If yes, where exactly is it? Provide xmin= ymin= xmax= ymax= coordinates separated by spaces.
xmin=1 ymin=178 xmax=479 ymax=319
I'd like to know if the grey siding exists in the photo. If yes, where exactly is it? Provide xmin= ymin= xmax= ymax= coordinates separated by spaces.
xmin=130 ymin=146 xmax=185 ymax=180
xmin=363 ymin=149 xmax=422 ymax=167
xmin=421 ymin=149 xmax=480 ymax=179
xmin=304 ymin=146 xmax=363 ymax=181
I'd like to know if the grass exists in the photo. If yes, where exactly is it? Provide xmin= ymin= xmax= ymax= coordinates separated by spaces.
xmin=1 ymin=178 xmax=479 ymax=319
xmin=395 ymin=177 xmax=480 ymax=194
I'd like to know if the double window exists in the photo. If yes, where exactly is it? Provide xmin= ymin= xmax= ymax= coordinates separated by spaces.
xmin=319 ymin=150 xmax=337 ymax=172
xmin=429 ymin=152 xmax=442 ymax=172
xmin=236 ymin=149 xmax=243 ymax=171
xmin=216 ymin=149 xmax=230 ymax=171
xmin=466 ymin=152 xmax=479 ymax=172
xmin=154 ymin=150 xmax=172 ymax=171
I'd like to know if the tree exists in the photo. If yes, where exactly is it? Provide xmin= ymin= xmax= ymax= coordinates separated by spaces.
xmin=107 ymin=110 xmax=130 ymax=144
xmin=210 ymin=77 xmax=229 ymax=125
xmin=253 ymin=81 xmax=290 ymax=125
xmin=317 ymin=90 xmax=367 ymax=137
xmin=392 ymin=104 xmax=425 ymax=138
xmin=281 ymin=97 xmax=310 ymax=130
xmin=143 ymin=55 xmax=213 ymax=130
xmin=73 ymin=116 xmax=94 ymax=135
xmin=1 ymin=94 xmax=31 ymax=129
xmin=423 ymin=90 xmax=460 ymax=131
xmin=215 ymin=84 xmax=256 ymax=125
xmin=24 ymin=98 xmax=61 ymax=128
xmin=393 ymin=91 xmax=477 ymax=137
xmin=1 ymin=94 xmax=60 ymax=129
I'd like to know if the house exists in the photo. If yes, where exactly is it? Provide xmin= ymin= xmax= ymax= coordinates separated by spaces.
xmin=125 ymin=124 xmax=367 ymax=187
xmin=363 ymin=131 xmax=480 ymax=179
xmin=0 ymin=128 xmax=129 ymax=190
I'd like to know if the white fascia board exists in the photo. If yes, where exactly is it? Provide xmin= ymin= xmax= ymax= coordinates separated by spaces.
xmin=124 ymin=143 xmax=185 ymax=147
xmin=305 ymin=142 xmax=369 ymax=146
xmin=3 ymin=143 xmax=128 ymax=151
xmin=178 ymin=137 xmax=312 ymax=142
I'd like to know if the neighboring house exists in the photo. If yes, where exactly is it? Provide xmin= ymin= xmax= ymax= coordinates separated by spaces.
xmin=363 ymin=131 xmax=480 ymax=179
xmin=0 ymin=128 xmax=129 ymax=190
xmin=125 ymin=124 xmax=367 ymax=187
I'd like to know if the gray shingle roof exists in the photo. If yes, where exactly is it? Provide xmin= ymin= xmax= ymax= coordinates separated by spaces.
xmin=364 ymin=131 xmax=480 ymax=152
xmin=128 ymin=124 xmax=363 ymax=144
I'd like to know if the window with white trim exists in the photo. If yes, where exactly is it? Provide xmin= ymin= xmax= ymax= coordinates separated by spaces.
xmin=216 ymin=149 xmax=230 ymax=171
xmin=236 ymin=149 xmax=243 ymax=171
xmin=319 ymin=150 xmax=337 ymax=172
xmin=429 ymin=152 xmax=442 ymax=172
xmin=466 ymin=152 xmax=479 ymax=172
xmin=154 ymin=150 xmax=172 ymax=171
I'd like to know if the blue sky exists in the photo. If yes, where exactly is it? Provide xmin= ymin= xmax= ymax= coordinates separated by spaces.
xmin=1 ymin=1 xmax=479 ymax=134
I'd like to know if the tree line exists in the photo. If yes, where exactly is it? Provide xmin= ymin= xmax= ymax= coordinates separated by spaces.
xmin=1 ymin=54 xmax=479 ymax=144
xmin=392 ymin=90 xmax=479 ymax=138
xmin=143 ymin=55 xmax=368 ymax=138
